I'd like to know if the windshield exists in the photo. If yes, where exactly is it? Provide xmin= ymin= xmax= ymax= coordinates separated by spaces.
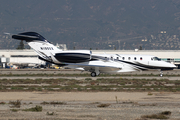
xmin=116 ymin=54 xmax=121 ymax=57
xmin=153 ymin=57 xmax=161 ymax=61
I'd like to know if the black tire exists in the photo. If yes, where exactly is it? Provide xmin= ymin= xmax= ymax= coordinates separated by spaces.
xmin=91 ymin=72 xmax=96 ymax=77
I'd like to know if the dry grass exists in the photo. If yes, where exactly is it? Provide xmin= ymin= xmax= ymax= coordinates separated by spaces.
xmin=97 ymin=103 xmax=110 ymax=108
xmin=0 ymin=73 xmax=180 ymax=92
xmin=147 ymin=92 xmax=153 ymax=95
xmin=141 ymin=111 xmax=171 ymax=119
xmin=9 ymin=100 xmax=21 ymax=108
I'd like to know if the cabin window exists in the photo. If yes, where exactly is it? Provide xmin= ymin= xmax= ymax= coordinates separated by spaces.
xmin=134 ymin=57 xmax=136 ymax=60
xmin=122 ymin=57 xmax=125 ymax=60
xmin=140 ymin=57 xmax=142 ymax=60
xmin=128 ymin=57 xmax=131 ymax=60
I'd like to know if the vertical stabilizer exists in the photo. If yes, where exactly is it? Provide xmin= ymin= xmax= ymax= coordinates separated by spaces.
xmin=12 ymin=32 xmax=62 ymax=62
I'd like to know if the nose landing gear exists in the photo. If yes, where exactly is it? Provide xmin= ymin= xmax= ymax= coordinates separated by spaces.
xmin=160 ymin=71 xmax=163 ymax=77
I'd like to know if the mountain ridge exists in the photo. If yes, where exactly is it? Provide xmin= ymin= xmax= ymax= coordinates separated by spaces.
xmin=0 ymin=0 xmax=180 ymax=50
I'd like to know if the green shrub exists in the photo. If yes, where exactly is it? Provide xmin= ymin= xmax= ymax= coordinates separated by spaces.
xmin=22 ymin=105 xmax=42 ymax=112
xmin=40 ymin=101 xmax=50 ymax=105
xmin=85 ymin=78 xmax=92 ymax=80
xmin=50 ymin=101 xmax=66 ymax=105
xmin=10 ymin=109 xmax=19 ymax=112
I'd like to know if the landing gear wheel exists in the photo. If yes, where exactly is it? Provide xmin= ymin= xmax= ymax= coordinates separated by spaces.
xmin=91 ymin=72 xmax=96 ymax=77
xmin=160 ymin=71 xmax=163 ymax=77
xmin=160 ymin=74 xmax=163 ymax=77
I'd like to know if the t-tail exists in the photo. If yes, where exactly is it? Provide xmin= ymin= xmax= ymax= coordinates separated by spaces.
xmin=12 ymin=32 xmax=62 ymax=64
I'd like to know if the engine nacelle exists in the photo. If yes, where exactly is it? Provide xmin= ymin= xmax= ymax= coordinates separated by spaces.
xmin=55 ymin=50 xmax=92 ymax=63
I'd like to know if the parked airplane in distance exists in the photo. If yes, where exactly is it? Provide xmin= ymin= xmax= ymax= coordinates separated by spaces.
xmin=12 ymin=32 xmax=176 ymax=77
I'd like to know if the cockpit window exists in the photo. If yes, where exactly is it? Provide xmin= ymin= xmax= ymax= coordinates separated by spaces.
xmin=153 ymin=57 xmax=161 ymax=61
xmin=116 ymin=54 xmax=121 ymax=57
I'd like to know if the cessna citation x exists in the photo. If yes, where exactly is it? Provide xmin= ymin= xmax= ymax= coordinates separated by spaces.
xmin=12 ymin=32 xmax=176 ymax=77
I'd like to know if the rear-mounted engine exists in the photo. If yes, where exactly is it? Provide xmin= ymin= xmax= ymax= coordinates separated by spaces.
xmin=55 ymin=50 xmax=92 ymax=63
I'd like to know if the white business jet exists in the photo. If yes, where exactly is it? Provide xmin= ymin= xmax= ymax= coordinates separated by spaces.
xmin=12 ymin=32 xmax=176 ymax=77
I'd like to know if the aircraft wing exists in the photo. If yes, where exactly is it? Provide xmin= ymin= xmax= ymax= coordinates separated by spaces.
xmin=66 ymin=61 xmax=122 ymax=73
xmin=84 ymin=65 xmax=121 ymax=73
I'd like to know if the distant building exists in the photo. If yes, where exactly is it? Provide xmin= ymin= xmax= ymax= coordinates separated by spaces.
xmin=0 ymin=50 xmax=45 ymax=68
xmin=56 ymin=44 xmax=67 ymax=50
xmin=161 ymin=31 xmax=166 ymax=34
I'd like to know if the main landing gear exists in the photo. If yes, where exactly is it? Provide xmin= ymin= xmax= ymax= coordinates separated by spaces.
xmin=91 ymin=72 xmax=96 ymax=77
xmin=91 ymin=71 xmax=100 ymax=77
xmin=90 ymin=67 xmax=100 ymax=77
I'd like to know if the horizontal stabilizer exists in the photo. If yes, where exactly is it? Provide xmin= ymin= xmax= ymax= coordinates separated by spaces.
xmin=12 ymin=32 xmax=46 ymax=42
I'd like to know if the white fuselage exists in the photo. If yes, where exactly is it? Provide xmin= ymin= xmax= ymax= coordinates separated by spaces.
xmin=28 ymin=40 xmax=176 ymax=74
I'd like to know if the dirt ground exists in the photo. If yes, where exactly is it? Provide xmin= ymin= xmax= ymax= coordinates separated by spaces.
xmin=0 ymin=69 xmax=180 ymax=119
xmin=0 ymin=92 xmax=180 ymax=120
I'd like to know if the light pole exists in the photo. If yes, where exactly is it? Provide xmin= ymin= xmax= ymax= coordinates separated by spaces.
xmin=118 ymin=40 xmax=120 ymax=50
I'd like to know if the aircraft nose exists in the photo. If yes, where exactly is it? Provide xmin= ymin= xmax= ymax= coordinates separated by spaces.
xmin=160 ymin=62 xmax=176 ymax=70
xmin=167 ymin=62 xmax=176 ymax=69
xmin=171 ymin=64 xmax=176 ymax=68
